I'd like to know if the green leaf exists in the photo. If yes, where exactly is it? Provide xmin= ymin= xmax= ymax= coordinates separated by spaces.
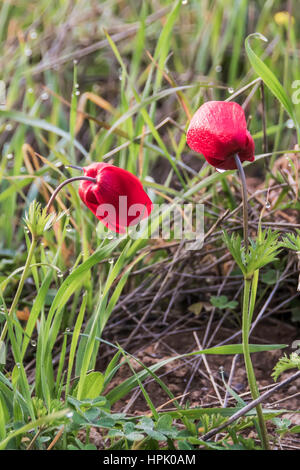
xmin=210 ymin=295 xmax=238 ymax=310
xmin=272 ymin=353 xmax=300 ymax=381
xmin=0 ymin=409 xmax=68 ymax=450
xmin=106 ymin=343 xmax=287 ymax=404
xmin=73 ymin=372 xmax=104 ymax=400
xmin=261 ymin=269 xmax=278 ymax=285
xmin=245 ymin=33 xmax=300 ymax=136
xmin=290 ymin=425 xmax=300 ymax=434
xmin=178 ymin=440 xmax=193 ymax=450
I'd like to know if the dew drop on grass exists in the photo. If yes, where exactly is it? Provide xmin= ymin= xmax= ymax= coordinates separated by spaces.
xmin=66 ymin=411 xmax=73 ymax=418
xmin=286 ymin=119 xmax=295 ymax=129
xmin=73 ymin=59 xmax=78 ymax=65
xmin=215 ymin=65 xmax=222 ymax=72
xmin=5 ymin=123 xmax=13 ymax=131
xmin=108 ymin=258 xmax=114 ymax=264
xmin=24 ymin=47 xmax=32 ymax=57
xmin=41 ymin=92 xmax=49 ymax=101
xmin=65 ymin=327 xmax=70 ymax=332
xmin=57 ymin=271 xmax=64 ymax=278
xmin=228 ymin=87 xmax=234 ymax=94
xmin=7 ymin=153 xmax=14 ymax=160
xmin=16 ymin=363 xmax=21 ymax=369
xmin=182 ymin=0 xmax=188 ymax=4
xmin=27 ymin=87 xmax=33 ymax=94
xmin=29 ymin=30 xmax=37 ymax=40
xmin=75 ymin=90 xmax=80 ymax=96
xmin=66 ymin=225 xmax=73 ymax=232
xmin=75 ymin=83 xmax=79 ymax=88
xmin=265 ymin=201 xmax=271 ymax=209
xmin=31 ymin=340 xmax=37 ymax=347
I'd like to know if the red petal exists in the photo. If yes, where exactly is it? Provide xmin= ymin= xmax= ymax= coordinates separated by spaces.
xmin=186 ymin=101 xmax=255 ymax=169
xmin=79 ymin=163 xmax=153 ymax=233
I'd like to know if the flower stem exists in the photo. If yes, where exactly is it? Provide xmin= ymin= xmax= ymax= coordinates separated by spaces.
xmin=243 ymin=276 xmax=270 ymax=450
xmin=234 ymin=154 xmax=270 ymax=448
xmin=0 ymin=236 xmax=37 ymax=344
xmin=234 ymin=154 xmax=249 ymax=251
xmin=46 ymin=176 xmax=97 ymax=214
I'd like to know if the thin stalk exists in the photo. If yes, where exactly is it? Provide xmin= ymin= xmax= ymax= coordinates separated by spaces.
xmin=248 ymin=268 xmax=259 ymax=329
xmin=46 ymin=176 xmax=97 ymax=214
xmin=234 ymin=154 xmax=270 ymax=448
xmin=242 ymin=277 xmax=270 ymax=450
xmin=0 ymin=236 xmax=37 ymax=343
xmin=260 ymin=81 xmax=268 ymax=155
xmin=234 ymin=154 xmax=248 ymax=250
xmin=65 ymin=165 xmax=84 ymax=172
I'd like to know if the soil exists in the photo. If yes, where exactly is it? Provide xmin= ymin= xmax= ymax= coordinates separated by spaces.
xmin=88 ymin=316 xmax=300 ymax=449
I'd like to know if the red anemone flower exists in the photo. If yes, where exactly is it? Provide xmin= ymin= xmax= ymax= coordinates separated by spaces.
xmin=186 ymin=101 xmax=255 ymax=170
xmin=78 ymin=162 xmax=153 ymax=233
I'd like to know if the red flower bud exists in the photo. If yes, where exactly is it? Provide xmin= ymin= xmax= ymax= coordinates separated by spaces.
xmin=78 ymin=162 xmax=153 ymax=233
xmin=186 ymin=101 xmax=255 ymax=170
